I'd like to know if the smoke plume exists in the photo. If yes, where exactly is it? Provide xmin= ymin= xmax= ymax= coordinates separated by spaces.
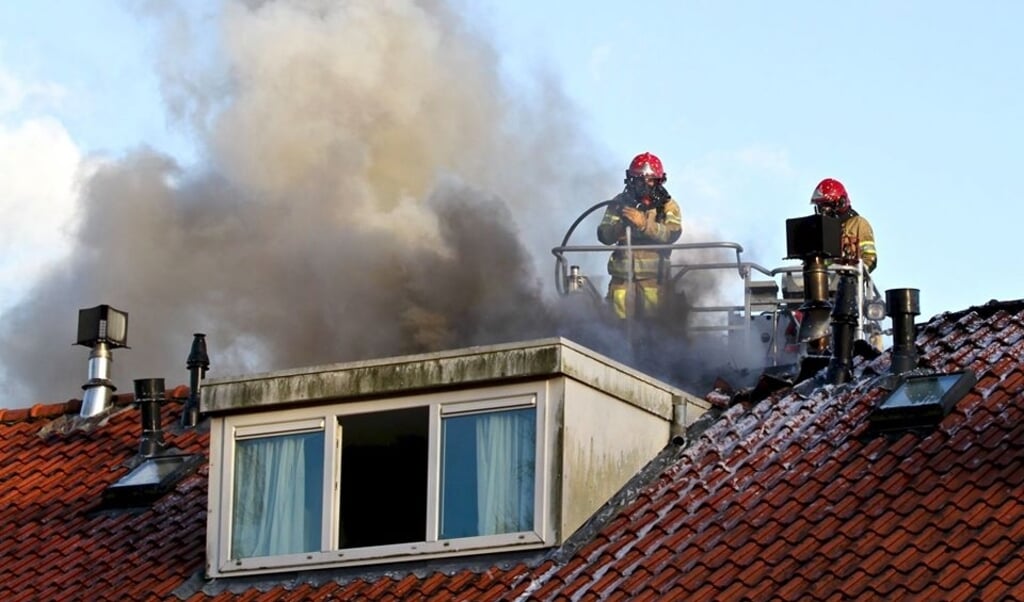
xmin=0 ymin=0 xmax=619 ymax=406
xmin=0 ymin=0 xmax=751 ymax=408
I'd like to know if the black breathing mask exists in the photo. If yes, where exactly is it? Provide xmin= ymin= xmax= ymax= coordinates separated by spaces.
xmin=624 ymin=175 xmax=670 ymax=210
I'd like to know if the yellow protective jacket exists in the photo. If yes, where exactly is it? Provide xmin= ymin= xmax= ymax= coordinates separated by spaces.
xmin=597 ymin=192 xmax=682 ymax=281
xmin=840 ymin=212 xmax=877 ymax=273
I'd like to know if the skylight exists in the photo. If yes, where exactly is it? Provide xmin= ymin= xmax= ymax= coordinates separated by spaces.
xmin=869 ymin=371 xmax=976 ymax=435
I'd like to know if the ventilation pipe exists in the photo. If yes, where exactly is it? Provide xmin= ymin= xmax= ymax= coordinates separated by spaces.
xmin=79 ymin=343 xmax=116 ymax=417
xmin=796 ymin=256 xmax=833 ymax=344
xmin=785 ymin=215 xmax=842 ymax=346
xmin=886 ymin=288 xmax=920 ymax=374
xmin=180 ymin=333 xmax=210 ymax=428
xmin=827 ymin=276 xmax=859 ymax=384
xmin=134 ymin=378 xmax=167 ymax=457
xmin=785 ymin=215 xmax=843 ymax=381
xmin=75 ymin=305 xmax=129 ymax=418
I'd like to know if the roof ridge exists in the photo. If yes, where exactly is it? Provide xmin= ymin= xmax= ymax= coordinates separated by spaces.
xmin=0 ymin=399 xmax=83 ymax=423
xmin=0 ymin=384 xmax=192 ymax=424
xmin=927 ymin=298 xmax=1024 ymax=324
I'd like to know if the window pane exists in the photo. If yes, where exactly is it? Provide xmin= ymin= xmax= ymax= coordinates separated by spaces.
xmin=231 ymin=431 xmax=324 ymax=559
xmin=441 ymin=407 xmax=535 ymax=538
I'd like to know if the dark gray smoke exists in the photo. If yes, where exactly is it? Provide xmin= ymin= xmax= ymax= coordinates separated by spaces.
xmin=0 ymin=0 xmax=609 ymax=407
xmin=0 ymin=0 xmax=744 ymax=408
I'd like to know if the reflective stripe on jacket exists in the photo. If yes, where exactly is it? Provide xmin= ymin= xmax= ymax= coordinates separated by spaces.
xmin=841 ymin=214 xmax=877 ymax=273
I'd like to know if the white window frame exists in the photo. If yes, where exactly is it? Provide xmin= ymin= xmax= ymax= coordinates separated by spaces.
xmin=207 ymin=380 xmax=553 ymax=577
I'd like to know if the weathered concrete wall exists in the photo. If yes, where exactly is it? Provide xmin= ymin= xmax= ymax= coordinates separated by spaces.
xmin=560 ymin=377 xmax=670 ymax=538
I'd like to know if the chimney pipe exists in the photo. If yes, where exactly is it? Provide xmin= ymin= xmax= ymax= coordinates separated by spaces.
xmin=75 ymin=305 xmax=129 ymax=418
xmin=80 ymin=342 xmax=116 ymax=417
xmin=785 ymin=214 xmax=842 ymax=381
xmin=827 ymin=275 xmax=859 ymax=384
xmin=134 ymin=378 xmax=167 ymax=457
xmin=796 ymin=256 xmax=833 ymax=344
xmin=181 ymin=333 xmax=210 ymax=428
xmin=886 ymin=288 xmax=920 ymax=374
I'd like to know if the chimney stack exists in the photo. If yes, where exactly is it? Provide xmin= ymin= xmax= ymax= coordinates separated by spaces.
xmin=785 ymin=214 xmax=843 ymax=382
xmin=75 ymin=305 xmax=129 ymax=418
xmin=784 ymin=215 xmax=842 ymax=346
xmin=886 ymin=288 xmax=920 ymax=374
xmin=134 ymin=378 xmax=167 ymax=457
xmin=181 ymin=333 xmax=210 ymax=428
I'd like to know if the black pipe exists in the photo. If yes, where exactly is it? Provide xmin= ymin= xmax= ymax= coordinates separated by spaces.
xmin=827 ymin=275 xmax=859 ymax=384
xmin=134 ymin=378 xmax=166 ymax=457
xmin=886 ymin=288 xmax=920 ymax=374
xmin=181 ymin=333 xmax=210 ymax=428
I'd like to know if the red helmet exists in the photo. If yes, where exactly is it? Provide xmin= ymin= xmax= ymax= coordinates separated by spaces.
xmin=811 ymin=178 xmax=850 ymax=216
xmin=627 ymin=152 xmax=667 ymax=182
xmin=625 ymin=152 xmax=667 ymax=204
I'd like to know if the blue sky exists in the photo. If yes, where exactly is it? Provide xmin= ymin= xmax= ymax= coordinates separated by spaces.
xmin=477 ymin=1 xmax=1024 ymax=320
xmin=4 ymin=1 xmax=1021 ymax=320
xmin=0 ymin=1 xmax=1022 ymax=403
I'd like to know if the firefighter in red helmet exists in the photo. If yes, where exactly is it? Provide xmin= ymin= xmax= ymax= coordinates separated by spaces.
xmin=597 ymin=152 xmax=683 ymax=319
xmin=810 ymin=178 xmax=877 ymax=272
xmin=809 ymin=177 xmax=882 ymax=352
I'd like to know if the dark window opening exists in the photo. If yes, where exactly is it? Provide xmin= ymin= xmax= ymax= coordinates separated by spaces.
xmin=338 ymin=407 xmax=428 ymax=548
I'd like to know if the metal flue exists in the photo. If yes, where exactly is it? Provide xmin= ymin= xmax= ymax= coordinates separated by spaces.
xmin=827 ymin=275 xmax=860 ymax=384
xmin=75 ymin=305 xmax=129 ymax=418
xmin=134 ymin=378 xmax=167 ymax=457
xmin=181 ymin=333 xmax=210 ymax=428
xmin=886 ymin=288 xmax=920 ymax=374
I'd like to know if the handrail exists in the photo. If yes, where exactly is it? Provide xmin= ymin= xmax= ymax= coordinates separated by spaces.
xmin=550 ymin=206 xmax=887 ymax=371
xmin=552 ymin=240 xmax=745 ymax=258
xmin=552 ymin=240 xmax=749 ymax=294
xmin=551 ymin=206 xmax=882 ymax=336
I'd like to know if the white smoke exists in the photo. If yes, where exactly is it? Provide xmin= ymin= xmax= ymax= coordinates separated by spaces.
xmin=0 ymin=0 xmax=620 ymax=407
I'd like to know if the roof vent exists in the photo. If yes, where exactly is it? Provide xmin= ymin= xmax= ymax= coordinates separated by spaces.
xmin=785 ymin=214 xmax=842 ymax=345
xmin=869 ymin=288 xmax=975 ymax=435
xmin=827 ymin=275 xmax=859 ymax=384
xmin=785 ymin=214 xmax=842 ymax=383
xmin=869 ymin=370 xmax=976 ymax=435
xmin=100 ymin=377 xmax=203 ymax=509
xmin=180 ymin=333 xmax=210 ymax=428
xmin=74 ymin=305 xmax=129 ymax=418
xmin=886 ymin=288 xmax=920 ymax=374
xmin=135 ymin=378 xmax=167 ymax=457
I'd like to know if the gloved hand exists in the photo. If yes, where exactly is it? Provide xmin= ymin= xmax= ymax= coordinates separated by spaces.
xmin=621 ymin=206 xmax=648 ymax=230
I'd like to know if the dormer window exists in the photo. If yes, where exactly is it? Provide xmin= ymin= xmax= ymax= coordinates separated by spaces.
xmin=204 ymin=339 xmax=705 ymax=577
xmin=209 ymin=384 xmax=550 ymax=575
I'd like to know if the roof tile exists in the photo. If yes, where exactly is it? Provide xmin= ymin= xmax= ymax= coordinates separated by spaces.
xmin=5 ymin=300 xmax=1024 ymax=599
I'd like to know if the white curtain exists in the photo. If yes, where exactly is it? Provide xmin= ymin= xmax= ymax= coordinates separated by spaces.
xmin=475 ymin=409 xmax=535 ymax=535
xmin=231 ymin=431 xmax=322 ymax=558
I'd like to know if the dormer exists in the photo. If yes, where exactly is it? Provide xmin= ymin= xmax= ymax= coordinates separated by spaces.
xmin=202 ymin=337 xmax=708 ymax=577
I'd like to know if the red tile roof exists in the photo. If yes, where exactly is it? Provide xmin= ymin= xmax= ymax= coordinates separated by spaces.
xmin=2 ymin=300 xmax=1024 ymax=600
